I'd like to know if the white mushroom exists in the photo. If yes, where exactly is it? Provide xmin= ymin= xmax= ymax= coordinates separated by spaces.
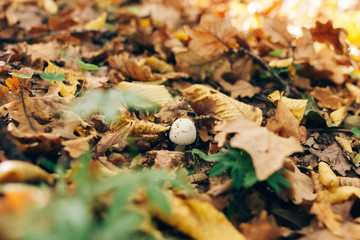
xmin=169 ymin=118 xmax=196 ymax=151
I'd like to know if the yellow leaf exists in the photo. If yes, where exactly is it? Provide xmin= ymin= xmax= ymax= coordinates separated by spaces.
xmin=0 ymin=161 xmax=54 ymax=184
xmin=39 ymin=0 xmax=58 ymax=14
xmin=329 ymin=106 xmax=347 ymax=127
xmin=333 ymin=11 xmax=360 ymax=47
xmin=268 ymin=58 xmax=293 ymax=68
xmin=85 ymin=12 xmax=107 ymax=31
xmin=142 ymin=56 xmax=174 ymax=73
xmin=181 ymin=84 xmax=262 ymax=125
xmin=268 ymin=90 xmax=307 ymax=121
xmin=335 ymin=136 xmax=354 ymax=155
xmin=154 ymin=194 xmax=246 ymax=240
xmin=117 ymin=81 xmax=172 ymax=107
xmin=318 ymin=162 xmax=339 ymax=192
xmin=346 ymin=83 xmax=360 ymax=104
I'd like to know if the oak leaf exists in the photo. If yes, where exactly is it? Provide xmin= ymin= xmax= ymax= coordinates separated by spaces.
xmin=215 ymin=118 xmax=303 ymax=181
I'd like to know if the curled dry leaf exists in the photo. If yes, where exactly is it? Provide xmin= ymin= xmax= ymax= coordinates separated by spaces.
xmin=5 ymin=68 xmax=33 ymax=94
xmin=181 ymin=84 xmax=262 ymax=125
xmin=335 ymin=136 xmax=354 ymax=155
xmin=0 ymin=161 xmax=54 ymax=184
xmin=84 ymin=12 xmax=107 ymax=31
xmin=294 ymin=28 xmax=315 ymax=64
xmin=215 ymin=117 xmax=303 ymax=181
xmin=266 ymin=95 xmax=301 ymax=140
xmin=153 ymin=193 xmax=246 ymax=240
xmin=268 ymin=90 xmax=308 ymax=121
xmin=318 ymin=161 xmax=339 ymax=192
xmin=284 ymin=160 xmax=316 ymax=204
xmin=117 ymin=81 xmax=172 ymax=107
xmin=62 ymin=135 xmax=94 ymax=159
xmin=262 ymin=17 xmax=294 ymax=47
xmin=329 ymin=106 xmax=347 ymax=127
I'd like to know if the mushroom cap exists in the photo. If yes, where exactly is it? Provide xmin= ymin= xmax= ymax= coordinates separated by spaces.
xmin=169 ymin=118 xmax=196 ymax=145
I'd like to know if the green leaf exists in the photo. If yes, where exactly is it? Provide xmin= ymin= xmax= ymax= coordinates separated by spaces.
xmin=146 ymin=185 xmax=171 ymax=215
xmin=9 ymin=72 xmax=31 ymax=79
xmin=192 ymin=149 xmax=227 ymax=162
xmin=266 ymin=169 xmax=291 ymax=192
xmin=269 ymin=49 xmax=284 ymax=56
xmin=352 ymin=128 xmax=360 ymax=138
xmin=231 ymin=167 xmax=244 ymax=190
xmin=72 ymin=58 xmax=101 ymax=71
xmin=40 ymin=72 xmax=65 ymax=81
xmin=243 ymin=171 xmax=258 ymax=187
xmin=209 ymin=162 xmax=230 ymax=177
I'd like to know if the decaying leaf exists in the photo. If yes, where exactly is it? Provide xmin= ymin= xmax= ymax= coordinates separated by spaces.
xmin=62 ymin=135 xmax=94 ymax=159
xmin=329 ymin=106 xmax=347 ymax=127
xmin=5 ymin=69 xmax=33 ymax=94
xmin=181 ymin=84 xmax=262 ymax=125
xmin=335 ymin=136 xmax=354 ymax=155
xmin=0 ymin=161 xmax=54 ymax=184
xmin=154 ymin=193 xmax=246 ymax=240
xmin=155 ymin=96 xmax=193 ymax=123
xmin=215 ymin=117 xmax=303 ymax=181
xmin=117 ymin=81 xmax=172 ymax=108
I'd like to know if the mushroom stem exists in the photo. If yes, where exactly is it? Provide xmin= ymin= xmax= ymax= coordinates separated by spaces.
xmin=174 ymin=145 xmax=186 ymax=152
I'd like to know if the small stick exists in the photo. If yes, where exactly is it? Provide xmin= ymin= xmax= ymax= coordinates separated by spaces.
xmin=233 ymin=48 xmax=290 ymax=95
xmin=19 ymin=85 xmax=37 ymax=133
xmin=308 ymin=128 xmax=353 ymax=133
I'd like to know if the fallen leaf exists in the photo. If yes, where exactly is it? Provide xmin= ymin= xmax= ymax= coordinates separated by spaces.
xmin=266 ymin=95 xmax=301 ymax=140
xmin=146 ymin=150 xmax=184 ymax=169
xmin=219 ymin=80 xmax=260 ymax=99
xmin=215 ymin=117 xmax=303 ymax=181
xmin=284 ymin=160 xmax=316 ymax=204
xmin=346 ymin=83 xmax=360 ymax=104
xmin=85 ymin=12 xmax=107 ymax=31
xmin=329 ymin=106 xmax=347 ymax=127
xmin=294 ymin=28 xmax=315 ymax=64
xmin=62 ymin=135 xmax=94 ymax=159
xmin=0 ymin=161 xmax=54 ymax=184
xmin=154 ymin=193 xmax=246 ymax=240
xmin=335 ymin=136 xmax=354 ymax=155
xmin=155 ymin=96 xmax=193 ymax=124
xmin=310 ymin=20 xmax=349 ymax=55
xmin=268 ymin=90 xmax=308 ymax=121
xmin=310 ymin=86 xmax=343 ymax=110
xmin=117 ymin=81 xmax=172 ymax=108
xmin=310 ymin=201 xmax=343 ymax=236
xmin=181 ymin=84 xmax=263 ymax=125
xmin=262 ymin=17 xmax=293 ymax=47
xmin=239 ymin=211 xmax=290 ymax=240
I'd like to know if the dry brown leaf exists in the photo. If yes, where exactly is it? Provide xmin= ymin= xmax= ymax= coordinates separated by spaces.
xmin=310 ymin=21 xmax=349 ymax=55
xmin=346 ymin=83 xmax=360 ymax=104
xmin=310 ymin=86 xmax=343 ymax=110
xmin=146 ymin=150 xmax=184 ymax=169
xmin=5 ymin=68 xmax=33 ymax=94
xmin=239 ymin=211 xmax=290 ymax=240
xmin=262 ymin=17 xmax=293 ymax=47
xmin=155 ymin=96 xmax=193 ymax=124
xmin=181 ymin=84 xmax=262 ymax=125
xmin=117 ymin=81 xmax=173 ymax=107
xmin=284 ymin=160 xmax=316 ymax=204
xmin=184 ymin=13 xmax=242 ymax=60
xmin=309 ymin=143 xmax=351 ymax=176
xmin=294 ymin=28 xmax=315 ymax=64
xmin=268 ymin=90 xmax=308 ymax=121
xmin=62 ymin=135 xmax=94 ymax=159
xmin=154 ymin=193 xmax=246 ymax=240
xmin=219 ymin=80 xmax=260 ymax=99
xmin=215 ymin=117 xmax=303 ymax=181
xmin=266 ymin=96 xmax=301 ymax=140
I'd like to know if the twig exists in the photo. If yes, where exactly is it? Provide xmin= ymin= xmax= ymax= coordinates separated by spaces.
xmin=19 ymin=85 xmax=37 ymax=133
xmin=232 ymin=48 xmax=290 ymax=96
xmin=308 ymin=128 xmax=353 ymax=133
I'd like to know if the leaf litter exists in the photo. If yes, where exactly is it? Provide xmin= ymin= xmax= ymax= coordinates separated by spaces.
xmin=3 ymin=0 xmax=360 ymax=239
